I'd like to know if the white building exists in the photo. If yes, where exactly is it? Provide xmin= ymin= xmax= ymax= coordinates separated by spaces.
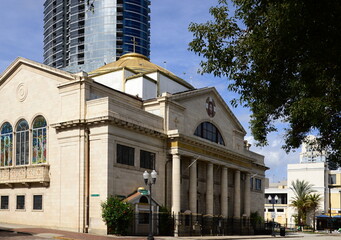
xmin=287 ymin=161 xmax=329 ymax=226
xmin=0 ymin=53 xmax=268 ymax=235
xmin=264 ymin=181 xmax=289 ymax=226
xmin=265 ymin=135 xmax=331 ymax=227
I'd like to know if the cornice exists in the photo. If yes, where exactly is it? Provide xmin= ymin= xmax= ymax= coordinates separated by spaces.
xmin=167 ymin=132 xmax=257 ymax=165
xmin=51 ymin=116 xmax=166 ymax=139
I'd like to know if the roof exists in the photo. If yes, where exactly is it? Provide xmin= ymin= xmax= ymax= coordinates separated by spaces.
xmin=89 ymin=52 xmax=194 ymax=89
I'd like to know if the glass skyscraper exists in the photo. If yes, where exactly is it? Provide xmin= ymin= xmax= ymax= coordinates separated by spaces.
xmin=43 ymin=0 xmax=151 ymax=73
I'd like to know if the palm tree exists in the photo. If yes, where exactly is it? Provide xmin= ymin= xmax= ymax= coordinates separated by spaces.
xmin=307 ymin=193 xmax=322 ymax=232
xmin=290 ymin=179 xmax=315 ymax=226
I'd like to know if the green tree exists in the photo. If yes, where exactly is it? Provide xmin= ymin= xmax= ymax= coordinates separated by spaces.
xmin=290 ymin=180 xmax=315 ymax=226
xmin=307 ymin=193 xmax=322 ymax=232
xmin=188 ymin=0 xmax=341 ymax=163
xmin=101 ymin=196 xmax=134 ymax=235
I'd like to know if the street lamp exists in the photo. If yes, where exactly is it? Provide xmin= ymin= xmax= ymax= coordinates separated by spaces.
xmin=143 ymin=170 xmax=157 ymax=240
xmin=268 ymin=195 xmax=278 ymax=237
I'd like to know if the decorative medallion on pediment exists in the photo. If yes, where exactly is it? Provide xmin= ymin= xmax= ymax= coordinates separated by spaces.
xmin=16 ymin=83 xmax=28 ymax=102
xmin=206 ymin=97 xmax=216 ymax=118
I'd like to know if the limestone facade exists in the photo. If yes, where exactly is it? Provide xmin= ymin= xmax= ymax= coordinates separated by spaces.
xmin=0 ymin=54 xmax=267 ymax=235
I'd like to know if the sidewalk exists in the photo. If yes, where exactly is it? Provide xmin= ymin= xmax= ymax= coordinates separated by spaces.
xmin=0 ymin=222 xmax=144 ymax=240
xmin=1 ymin=222 xmax=341 ymax=240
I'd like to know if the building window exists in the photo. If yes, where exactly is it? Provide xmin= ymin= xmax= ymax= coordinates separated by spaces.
xmin=277 ymin=209 xmax=284 ymax=212
xmin=268 ymin=208 xmax=274 ymax=212
xmin=140 ymin=150 xmax=155 ymax=169
xmin=33 ymin=195 xmax=43 ymax=210
xmin=250 ymin=177 xmax=254 ymax=189
xmin=329 ymin=174 xmax=336 ymax=184
xmin=255 ymin=178 xmax=262 ymax=190
xmin=16 ymin=119 xmax=29 ymax=166
xmin=117 ymin=144 xmax=134 ymax=166
xmin=1 ymin=196 xmax=9 ymax=209
xmin=16 ymin=195 xmax=25 ymax=210
xmin=0 ymin=122 xmax=13 ymax=167
xmin=32 ymin=116 xmax=47 ymax=164
xmin=194 ymin=122 xmax=225 ymax=145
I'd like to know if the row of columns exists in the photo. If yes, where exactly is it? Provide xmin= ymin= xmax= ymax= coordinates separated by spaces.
xmin=172 ymin=154 xmax=251 ymax=230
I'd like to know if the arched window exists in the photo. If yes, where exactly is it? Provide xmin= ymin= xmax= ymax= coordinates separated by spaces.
xmin=0 ymin=122 xmax=13 ymax=166
xmin=139 ymin=196 xmax=149 ymax=203
xmin=194 ymin=122 xmax=225 ymax=145
xmin=32 ymin=116 xmax=47 ymax=164
xmin=16 ymin=119 xmax=29 ymax=165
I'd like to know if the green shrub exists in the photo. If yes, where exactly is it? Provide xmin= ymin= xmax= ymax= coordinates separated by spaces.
xmin=250 ymin=211 xmax=263 ymax=226
xmin=101 ymin=196 xmax=133 ymax=235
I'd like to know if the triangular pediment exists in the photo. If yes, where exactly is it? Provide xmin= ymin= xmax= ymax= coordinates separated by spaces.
xmin=169 ymin=87 xmax=246 ymax=135
xmin=0 ymin=57 xmax=76 ymax=88
xmin=0 ymin=57 xmax=83 ymax=127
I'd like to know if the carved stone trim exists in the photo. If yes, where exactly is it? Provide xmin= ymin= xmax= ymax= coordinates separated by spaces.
xmin=0 ymin=165 xmax=50 ymax=187
xmin=16 ymin=83 xmax=28 ymax=102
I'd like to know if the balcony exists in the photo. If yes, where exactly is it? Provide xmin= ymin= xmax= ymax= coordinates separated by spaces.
xmin=0 ymin=165 xmax=50 ymax=187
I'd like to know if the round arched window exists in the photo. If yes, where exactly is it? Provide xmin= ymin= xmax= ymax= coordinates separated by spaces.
xmin=16 ymin=119 xmax=29 ymax=165
xmin=32 ymin=116 xmax=47 ymax=164
xmin=0 ymin=122 xmax=13 ymax=166
xmin=194 ymin=122 xmax=225 ymax=145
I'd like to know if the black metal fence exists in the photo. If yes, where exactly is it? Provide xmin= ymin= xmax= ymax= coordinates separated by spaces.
xmin=127 ymin=212 xmax=271 ymax=236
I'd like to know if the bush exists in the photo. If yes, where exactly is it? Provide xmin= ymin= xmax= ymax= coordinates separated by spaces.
xmin=250 ymin=211 xmax=263 ymax=227
xmin=101 ymin=196 xmax=133 ymax=235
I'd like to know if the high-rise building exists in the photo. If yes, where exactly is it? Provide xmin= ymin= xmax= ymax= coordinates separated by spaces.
xmin=43 ymin=0 xmax=151 ymax=73
xmin=300 ymin=135 xmax=327 ymax=164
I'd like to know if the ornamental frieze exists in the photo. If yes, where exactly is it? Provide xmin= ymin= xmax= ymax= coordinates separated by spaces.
xmin=0 ymin=165 xmax=50 ymax=187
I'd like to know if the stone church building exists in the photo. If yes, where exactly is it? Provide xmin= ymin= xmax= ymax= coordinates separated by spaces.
xmin=0 ymin=53 xmax=267 ymax=235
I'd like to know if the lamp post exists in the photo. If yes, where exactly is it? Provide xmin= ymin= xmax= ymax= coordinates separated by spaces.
xmin=143 ymin=170 xmax=157 ymax=240
xmin=268 ymin=195 xmax=278 ymax=237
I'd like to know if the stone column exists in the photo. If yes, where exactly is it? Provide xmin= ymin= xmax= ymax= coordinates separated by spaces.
xmin=172 ymin=154 xmax=181 ymax=237
xmin=189 ymin=159 xmax=197 ymax=214
xmin=206 ymin=162 xmax=214 ymax=215
xmin=244 ymin=173 xmax=251 ymax=217
xmin=234 ymin=170 xmax=241 ymax=218
xmin=221 ymin=166 xmax=228 ymax=217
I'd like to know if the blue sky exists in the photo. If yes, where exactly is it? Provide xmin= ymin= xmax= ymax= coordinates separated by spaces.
xmin=0 ymin=0 xmax=301 ymax=182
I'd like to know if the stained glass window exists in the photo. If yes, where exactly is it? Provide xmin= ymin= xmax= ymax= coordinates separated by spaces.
xmin=0 ymin=122 xmax=13 ymax=167
xmin=16 ymin=119 xmax=29 ymax=165
xmin=32 ymin=116 xmax=47 ymax=164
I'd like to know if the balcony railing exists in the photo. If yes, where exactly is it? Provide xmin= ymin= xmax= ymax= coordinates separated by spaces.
xmin=0 ymin=165 xmax=50 ymax=187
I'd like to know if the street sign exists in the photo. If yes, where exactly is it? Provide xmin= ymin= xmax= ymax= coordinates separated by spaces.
xmin=271 ymin=212 xmax=276 ymax=219
xmin=138 ymin=189 xmax=149 ymax=195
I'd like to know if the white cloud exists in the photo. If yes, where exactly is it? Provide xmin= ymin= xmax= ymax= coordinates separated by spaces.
xmin=271 ymin=138 xmax=282 ymax=148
